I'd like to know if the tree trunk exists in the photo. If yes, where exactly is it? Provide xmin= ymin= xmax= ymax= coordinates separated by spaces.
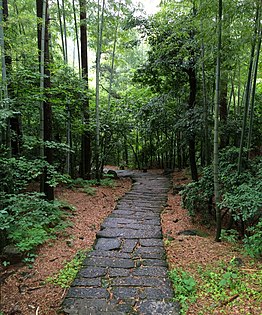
xmin=0 ymin=0 xmax=11 ymax=156
xmin=95 ymin=0 xmax=105 ymax=181
xmin=237 ymin=4 xmax=260 ymax=174
xmin=72 ymin=0 xmax=81 ymax=77
xmin=107 ymin=2 xmax=120 ymax=112
xmin=61 ymin=0 xmax=68 ymax=63
xmin=56 ymin=0 xmax=66 ymax=61
xmin=187 ymin=67 xmax=198 ymax=181
xmin=37 ymin=0 xmax=54 ymax=200
xmin=247 ymin=12 xmax=261 ymax=155
xmin=214 ymin=0 xmax=222 ymax=242
xmin=200 ymin=20 xmax=210 ymax=165
xmin=79 ymin=0 xmax=91 ymax=179
xmin=220 ymin=77 xmax=229 ymax=148
xmin=3 ymin=0 xmax=22 ymax=157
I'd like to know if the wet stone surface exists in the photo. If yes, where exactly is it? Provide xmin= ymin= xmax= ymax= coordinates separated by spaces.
xmin=62 ymin=171 xmax=179 ymax=315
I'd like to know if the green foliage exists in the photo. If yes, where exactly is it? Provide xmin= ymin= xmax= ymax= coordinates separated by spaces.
xmin=168 ymin=268 xmax=197 ymax=314
xmin=220 ymin=229 xmax=239 ymax=243
xmin=2 ymin=260 xmax=10 ymax=267
xmin=46 ymin=250 xmax=88 ymax=288
xmin=220 ymin=181 xmax=262 ymax=223
xmin=68 ymin=177 xmax=115 ymax=192
xmin=181 ymin=165 xmax=213 ymax=217
xmin=0 ymin=157 xmax=71 ymax=194
xmin=0 ymin=193 xmax=73 ymax=252
xmin=198 ymin=259 xmax=262 ymax=312
xmin=0 ymin=157 xmax=45 ymax=193
xmin=0 ymin=108 xmax=13 ymax=129
xmin=244 ymin=219 xmax=262 ymax=259
xmin=181 ymin=148 xmax=262 ymax=238
xmin=200 ymin=264 xmax=241 ymax=300
xmin=83 ymin=186 xmax=97 ymax=196
xmin=10 ymin=226 xmax=50 ymax=252
xmin=22 ymin=253 xmax=38 ymax=265
xmin=100 ymin=178 xmax=115 ymax=188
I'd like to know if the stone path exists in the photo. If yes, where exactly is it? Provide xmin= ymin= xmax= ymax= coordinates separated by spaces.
xmin=62 ymin=171 xmax=180 ymax=315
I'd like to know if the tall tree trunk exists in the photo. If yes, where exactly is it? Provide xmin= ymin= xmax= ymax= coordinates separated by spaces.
xmin=79 ymin=0 xmax=91 ymax=179
xmin=3 ymin=0 xmax=22 ymax=157
xmin=73 ymin=0 xmax=81 ymax=77
xmin=177 ymin=132 xmax=182 ymax=170
xmin=57 ymin=0 xmax=71 ymax=174
xmin=187 ymin=67 xmax=198 ymax=181
xmin=57 ymin=0 xmax=66 ymax=61
xmin=200 ymin=20 xmax=210 ymax=165
xmin=61 ymin=0 xmax=68 ymax=63
xmin=107 ymin=2 xmax=120 ymax=112
xmin=214 ymin=0 xmax=222 ymax=242
xmin=95 ymin=0 xmax=105 ymax=181
xmin=247 ymin=12 xmax=261 ymax=155
xmin=219 ymin=76 xmax=229 ymax=148
xmin=37 ymin=0 xmax=54 ymax=200
xmin=0 ymin=0 xmax=11 ymax=156
xmin=237 ymin=4 xmax=260 ymax=174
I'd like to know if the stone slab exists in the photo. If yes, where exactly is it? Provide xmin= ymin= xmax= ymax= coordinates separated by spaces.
xmin=138 ymin=287 xmax=174 ymax=300
xmin=83 ymin=256 xmax=134 ymax=269
xmin=133 ymin=247 xmax=165 ymax=259
xmin=112 ymin=287 xmax=139 ymax=300
xmin=71 ymin=277 xmax=101 ymax=287
xmin=88 ymin=250 xmax=130 ymax=259
xmin=63 ymin=298 xmax=125 ymax=315
xmin=103 ymin=217 xmax=160 ymax=226
xmin=101 ymin=221 xmax=160 ymax=230
xmin=66 ymin=287 xmax=109 ymax=299
xmin=111 ymin=276 xmax=169 ymax=287
xmin=78 ymin=267 xmax=107 ymax=278
xmin=108 ymin=268 xmax=131 ymax=277
xmin=139 ymin=239 xmax=164 ymax=247
xmin=95 ymin=238 xmax=121 ymax=251
xmin=132 ymin=266 xmax=168 ymax=277
xmin=140 ymin=259 xmax=168 ymax=267
xmin=137 ymin=300 xmax=180 ymax=315
xmin=121 ymin=239 xmax=138 ymax=253
xmin=97 ymin=228 xmax=162 ymax=239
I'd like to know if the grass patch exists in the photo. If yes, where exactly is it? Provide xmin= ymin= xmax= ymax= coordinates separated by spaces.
xmin=169 ymin=268 xmax=197 ymax=314
xmin=169 ymin=258 xmax=262 ymax=314
xmin=197 ymin=258 xmax=262 ymax=314
xmin=46 ymin=250 xmax=89 ymax=288
xmin=67 ymin=177 xmax=115 ymax=195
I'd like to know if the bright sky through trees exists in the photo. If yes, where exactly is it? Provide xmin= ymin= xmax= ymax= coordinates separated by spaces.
xmin=134 ymin=0 xmax=160 ymax=15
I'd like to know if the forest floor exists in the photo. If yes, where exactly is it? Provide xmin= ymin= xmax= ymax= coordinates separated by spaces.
xmin=0 ymin=168 xmax=261 ymax=315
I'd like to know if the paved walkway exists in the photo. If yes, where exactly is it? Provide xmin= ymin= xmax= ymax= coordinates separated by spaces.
xmin=62 ymin=171 xmax=180 ymax=315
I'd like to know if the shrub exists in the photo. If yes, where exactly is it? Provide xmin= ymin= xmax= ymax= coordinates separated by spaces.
xmin=0 ymin=157 xmax=71 ymax=194
xmin=244 ymin=219 xmax=262 ymax=259
xmin=169 ymin=268 xmax=197 ymax=314
xmin=181 ymin=147 xmax=262 ymax=237
xmin=0 ymin=192 xmax=72 ymax=252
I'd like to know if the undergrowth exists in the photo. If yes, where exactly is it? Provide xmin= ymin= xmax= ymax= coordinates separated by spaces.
xmin=0 ymin=193 xmax=74 ymax=253
xmin=67 ymin=176 xmax=115 ymax=195
xmin=168 ymin=268 xmax=197 ymax=314
xmin=181 ymin=148 xmax=262 ymax=259
xmin=46 ymin=250 xmax=88 ymax=288
xmin=169 ymin=258 xmax=262 ymax=314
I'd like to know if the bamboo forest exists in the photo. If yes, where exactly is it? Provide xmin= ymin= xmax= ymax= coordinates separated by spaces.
xmin=0 ymin=0 xmax=261 ymax=314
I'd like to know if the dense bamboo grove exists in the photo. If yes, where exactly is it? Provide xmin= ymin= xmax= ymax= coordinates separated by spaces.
xmin=0 ymin=0 xmax=261 ymax=257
